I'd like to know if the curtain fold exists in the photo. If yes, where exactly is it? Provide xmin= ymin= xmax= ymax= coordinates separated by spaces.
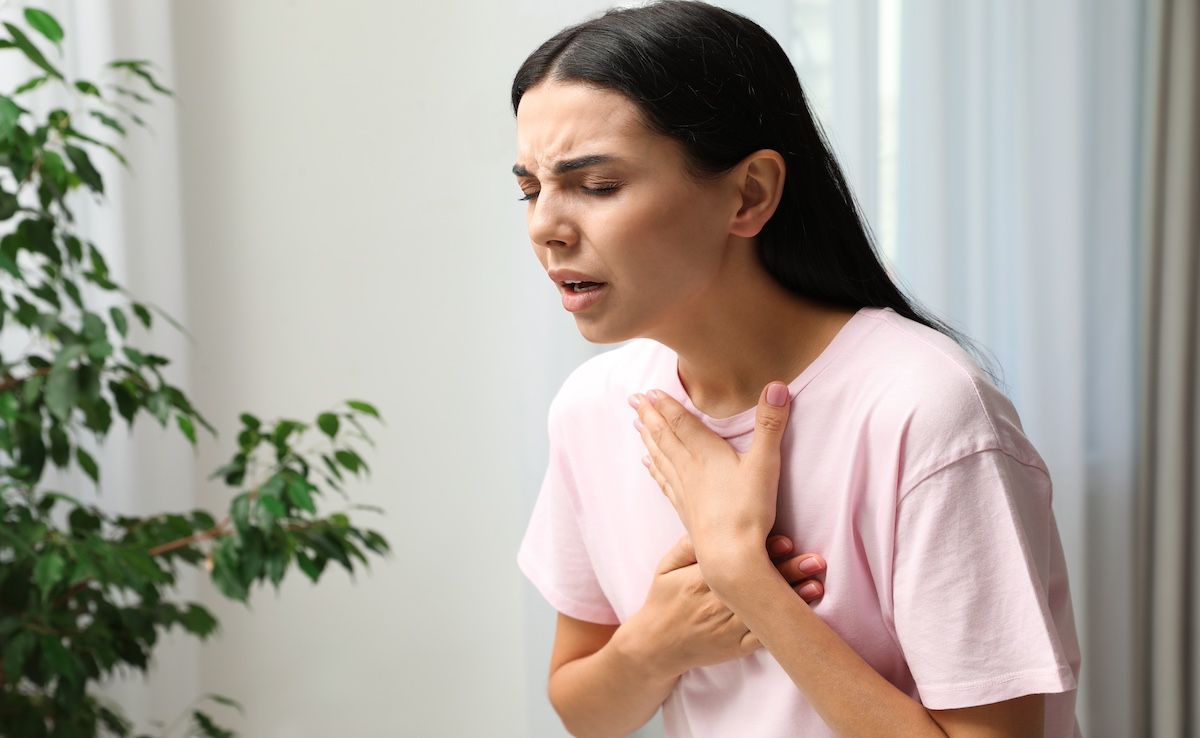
xmin=1136 ymin=0 xmax=1200 ymax=734
xmin=890 ymin=2 xmax=1145 ymax=735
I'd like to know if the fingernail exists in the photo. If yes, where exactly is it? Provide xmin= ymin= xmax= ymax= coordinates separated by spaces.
xmin=633 ymin=417 xmax=644 ymax=432
xmin=641 ymin=454 xmax=650 ymax=467
xmin=766 ymin=383 xmax=788 ymax=407
xmin=799 ymin=582 xmax=821 ymax=599
xmin=768 ymin=538 xmax=790 ymax=555
xmin=797 ymin=556 xmax=824 ymax=575
xmin=628 ymin=393 xmax=643 ymax=409
xmin=647 ymin=389 xmax=662 ymax=405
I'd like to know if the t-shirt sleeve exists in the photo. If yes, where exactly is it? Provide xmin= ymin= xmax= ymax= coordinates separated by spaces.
xmin=516 ymin=394 xmax=620 ymax=625
xmin=891 ymin=448 xmax=1078 ymax=709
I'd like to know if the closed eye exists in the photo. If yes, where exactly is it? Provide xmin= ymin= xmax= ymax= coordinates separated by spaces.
xmin=518 ymin=185 xmax=621 ymax=202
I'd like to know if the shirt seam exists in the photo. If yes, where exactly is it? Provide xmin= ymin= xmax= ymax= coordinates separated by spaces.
xmin=897 ymin=446 xmax=1052 ymax=504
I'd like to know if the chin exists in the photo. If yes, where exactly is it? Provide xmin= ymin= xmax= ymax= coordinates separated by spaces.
xmin=574 ymin=318 xmax=637 ymax=345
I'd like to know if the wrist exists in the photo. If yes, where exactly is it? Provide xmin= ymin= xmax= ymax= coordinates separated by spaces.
xmin=610 ymin=614 xmax=686 ymax=683
xmin=698 ymin=544 xmax=776 ymax=600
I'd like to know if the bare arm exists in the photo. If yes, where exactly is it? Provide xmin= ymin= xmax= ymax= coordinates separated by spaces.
xmin=547 ymin=613 xmax=680 ymax=738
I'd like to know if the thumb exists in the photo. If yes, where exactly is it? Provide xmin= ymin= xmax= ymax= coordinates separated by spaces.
xmin=655 ymin=534 xmax=697 ymax=575
xmin=749 ymin=381 xmax=791 ymax=466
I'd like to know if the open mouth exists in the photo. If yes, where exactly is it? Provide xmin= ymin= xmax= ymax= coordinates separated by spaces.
xmin=562 ymin=281 xmax=606 ymax=293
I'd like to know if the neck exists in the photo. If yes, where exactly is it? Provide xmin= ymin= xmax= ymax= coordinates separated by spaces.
xmin=649 ymin=240 xmax=859 ymax=419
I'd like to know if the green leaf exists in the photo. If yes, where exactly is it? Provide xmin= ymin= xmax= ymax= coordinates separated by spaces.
xmin=210 ymin=537 xmax=247 ymax=601
xmin=0 ymin=191 xmax=17 ymax=221
xmin=202 ymin=693 xmax=245 ymax=714
xmin=65 ymin=144 xmax=103 ymax=193
xmin=346 ymin=399 xmax=381 ymax=419
xmin=40 ymin=149 xmax=68 ymax=196
xmin=45 ymin=360 xmax=79 ymax=422
xmin=335 ymin=449 xmax=366 ymax=475
xmin=230 ymin=493 xmax=251 ymax=536
xmin=3 ymin=631 xmax=35 ymax=682
xmin=23 ymin=8 xmax=64 ymax=47
xmin=355 ymin=528 xmax=391 ymax=555
xmin=259 ymin=493 xmax=286 ymax=521
xmin=284 ymin=475 xmax=315 ymax=514
xmin=0 ymin=95 xmax=21 ymax=139
xmin=89 ymin=109 xmax=126 ymax=135
xmin=176 ymin=413 xmax=196 ymax=445
xmin=181 ymin=604 xmax=219 ymax=638
xmin=76 ymin=445 xmax=98 ymax=482
xmin=317 ymin=412 xmax=339 ymax=438
xmin=62 ymin=278 xmax=82 ymax=307
xmin=131 ymin=301 xmax=151 ymax=328
xmin=74 ymin=80 xmax=101 ymax=96
xmin=3 ymin=22 xmax=63 ymax=79
xmin=12 ymin=74 xmax=48 ymax=95
xmin=111 ymin=84 xmax=152 ymax=104
xmin=109 ymin=305 xmax=128 ymax=337
xmin=34 ymin=549 xmax=65 ymax=599
xmin=68 ymin=506 xmax=101 ymax=535
xmin=48 ymin=422 xmax=70 ymax=466
xmin=272 ymin=419 xmax=304 ymax=446
xmin=295 ymin=551 xmax=323 ymax=582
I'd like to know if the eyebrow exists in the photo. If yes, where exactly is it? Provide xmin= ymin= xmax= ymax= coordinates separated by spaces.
xmin=511 ymin=154 xmax=622 ymax=178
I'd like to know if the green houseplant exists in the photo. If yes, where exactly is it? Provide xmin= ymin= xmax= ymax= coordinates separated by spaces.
xmin=0 ymin=7 xmax=391 ymax=736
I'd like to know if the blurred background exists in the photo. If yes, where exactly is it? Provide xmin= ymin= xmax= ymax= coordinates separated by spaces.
xmin=0 ymin=0 xmax=1194 ymax=736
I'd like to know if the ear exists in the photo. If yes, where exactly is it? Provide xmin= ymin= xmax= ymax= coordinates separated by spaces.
xmin=728 ymin=149 xmax=786 ymax=239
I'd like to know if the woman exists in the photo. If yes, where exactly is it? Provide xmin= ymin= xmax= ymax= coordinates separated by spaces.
xmin=513 ymin=2 xmax=1081 ymax=736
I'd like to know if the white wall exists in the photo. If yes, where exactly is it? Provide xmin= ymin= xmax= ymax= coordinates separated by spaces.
xmin=171 ymin=1 xmax=607 ymax=735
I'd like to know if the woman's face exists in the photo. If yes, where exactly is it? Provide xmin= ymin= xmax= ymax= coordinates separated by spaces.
xmin=514 ymin=80 xmax=738 ymax=344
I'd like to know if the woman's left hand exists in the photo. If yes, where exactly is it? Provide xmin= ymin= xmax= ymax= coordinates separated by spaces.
xmin=629 ymin=382 xmax=793 ymax=567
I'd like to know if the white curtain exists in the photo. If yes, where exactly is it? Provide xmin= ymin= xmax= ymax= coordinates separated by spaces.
xmin=789 ymin=0 xmax=1144 ymax=735
xmin=0 ymin=0 xmax=194 ymax=731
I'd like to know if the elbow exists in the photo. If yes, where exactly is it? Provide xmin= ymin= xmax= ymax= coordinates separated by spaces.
xmin=547 ymin=675 xmax=614 ymax=738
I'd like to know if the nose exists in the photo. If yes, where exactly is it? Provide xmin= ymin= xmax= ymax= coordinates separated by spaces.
xmin=527 ymin=190 xmax=577 ymax=251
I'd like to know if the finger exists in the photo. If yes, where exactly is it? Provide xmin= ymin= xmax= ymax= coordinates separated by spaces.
xmin=644 ymin=455 xmax=674 ymax=500
xmin=634 ymin=390 xmax=711 ymax=459
xmin=795 ymin=579 xmax=823 ymax=603
xmin=747 ymin=381 xmax=792 ymax=470
xmin=655 ymin=534 xmax=698 ymax=574
xmin=738 ymin=629 xmax=762 ymax=655
xmin=775 ymin=554 xmax=826 ymax=584
xmin=633 ymin=393 xmax=694 ymax=470
xmin=637 ymin=416 xmax=682 ymax=497
xmin=767 ymin=535 xmax=793 ymax=557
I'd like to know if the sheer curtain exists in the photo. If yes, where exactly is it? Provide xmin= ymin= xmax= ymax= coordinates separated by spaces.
xmin=789 ymin=1 xmax=1144 ymax=735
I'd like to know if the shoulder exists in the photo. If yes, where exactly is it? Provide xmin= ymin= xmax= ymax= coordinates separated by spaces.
xmin=548 ymin=339 xmax=667 ymax=424
xmin=849 ymin=308 xmax=1048 ymax=485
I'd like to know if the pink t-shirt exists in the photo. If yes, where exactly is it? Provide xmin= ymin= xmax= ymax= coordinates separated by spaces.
xmin=517 ymin=306 xmax=1081 ymax=737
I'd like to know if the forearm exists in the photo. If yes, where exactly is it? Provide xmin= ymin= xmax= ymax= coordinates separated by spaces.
xmin=708 ymin=549 xmax=948 ymax=738
xmin=548 ymin=620 xmax=681 ymax=738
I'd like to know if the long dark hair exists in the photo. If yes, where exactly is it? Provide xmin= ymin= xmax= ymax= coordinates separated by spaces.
xmin=511 ymin=0 xmax=1000 ymax=385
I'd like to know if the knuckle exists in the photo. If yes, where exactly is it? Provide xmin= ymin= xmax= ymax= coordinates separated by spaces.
xmin=758 ymin=414 xmax=786 ymax=433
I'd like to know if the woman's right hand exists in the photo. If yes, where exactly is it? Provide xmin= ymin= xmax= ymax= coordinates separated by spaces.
xmin=623 ymin=533 xmax=825 ymax=678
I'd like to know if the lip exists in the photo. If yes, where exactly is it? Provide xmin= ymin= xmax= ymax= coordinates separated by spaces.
xmin=560 ymin=282 xmax=608 ymax=313
xmin=548 ymin=267 xmax=606 ymax=285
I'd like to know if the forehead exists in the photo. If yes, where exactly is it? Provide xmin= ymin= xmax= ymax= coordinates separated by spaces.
xmin=515 ymin=81 xmax=657 ymax=171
